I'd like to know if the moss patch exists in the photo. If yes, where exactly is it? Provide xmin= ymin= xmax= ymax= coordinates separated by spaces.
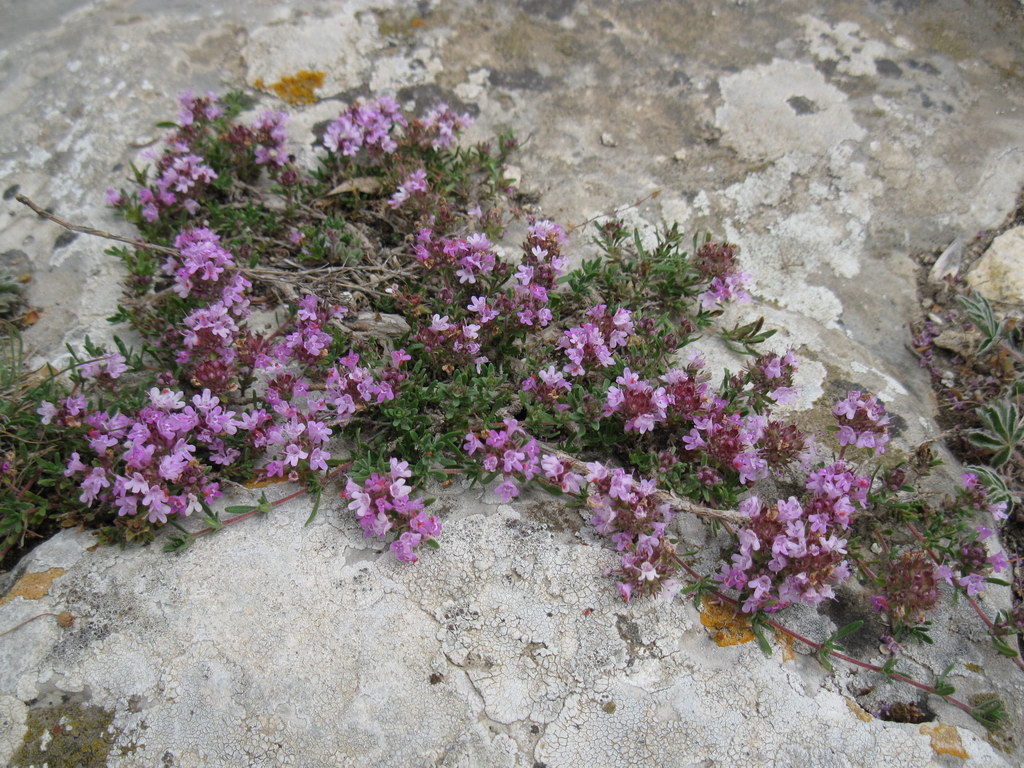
xmin=11 ymin=702 xmax=116 ymax=768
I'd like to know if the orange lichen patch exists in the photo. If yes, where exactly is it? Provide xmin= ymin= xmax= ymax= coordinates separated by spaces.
xmin=254 ymin=70 xmax=325 ymax=105
xmin=0 ymin=568 xmax=65 ymax=607
xmin=846 ymin=698 xmax=873 ymax=723
xmin=776 ymin=629 xmax=796 ymax=662
xmin=699 ymin=601 xmax=755 ymax=646
xmin=919 ymin=724 xmax=969 ymax=759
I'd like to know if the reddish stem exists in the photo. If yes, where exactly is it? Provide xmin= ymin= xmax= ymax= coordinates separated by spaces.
xmin=671 ymin=559 xmax=986 ymax=716
xmin=188 ymin=463 xmax=352 ymax=540
xmin=905 ymin=522 xmax=1024 ymax=670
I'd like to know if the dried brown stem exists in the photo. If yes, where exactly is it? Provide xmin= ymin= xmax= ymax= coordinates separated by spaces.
xmin=14 ymin=194 xmax=180 ymax=257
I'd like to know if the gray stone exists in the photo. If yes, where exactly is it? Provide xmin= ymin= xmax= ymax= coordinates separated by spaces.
xmin=967 ymin=226 xmax=1024 ymax=305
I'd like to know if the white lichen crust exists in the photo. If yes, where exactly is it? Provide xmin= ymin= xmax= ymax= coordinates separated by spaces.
xmin=0 ymin=484 xmax=1011 ymax=767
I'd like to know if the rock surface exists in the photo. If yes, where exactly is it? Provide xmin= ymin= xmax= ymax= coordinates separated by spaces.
xmin=2 ymin=0 xmax=1024 ymax=765
xmin=967 ymin=226 xmax=1024 ymax=305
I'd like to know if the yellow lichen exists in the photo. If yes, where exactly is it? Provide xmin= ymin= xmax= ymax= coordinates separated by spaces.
xmin=846 ymin=698 xmax=873 ymax=723
xmin=699 ymin=601 xmax=755 ymax=647
xmin=776 ymin=629 xmax=796 ymax=662
xmin=254 ymin=70 xmax=325 ymax=105
xmin=0 ymin=568 xmax=65 ymax=606
xmin=919 ymin=723 xmax=969 ymax=759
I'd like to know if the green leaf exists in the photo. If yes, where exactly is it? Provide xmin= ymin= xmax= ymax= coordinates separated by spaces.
xmin=933 ymin=662 xmax=956 ymax=697
xmin=830 ymin=619 xmax=864 ymax=643
xmin=424 ymin=538 xmax=441 ymax=549
xmin=881 ymin=657 xmax=899 ymax=678
xmin=164 ymin=534 xmax=194 ymax=553
xmin=993 ymin=635 xmax=1019 ymax=659
xmin=750 ymin=616 xmax=773 ymax=658
xmin=304 ymin=488 xmax=322 ymax=527
xmin=224 ymin=505 xmax=257 ymax=515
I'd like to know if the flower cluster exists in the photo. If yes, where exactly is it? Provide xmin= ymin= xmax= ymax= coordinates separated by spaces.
xmin=271 ymin=294 xmax=342 ymax=367
xmin=872 ymin=550 xmax=939 ymax=623
xmin=166 ymin=227 xmax=251 ymax=306
xmin=325 ymin=349 xmax=407 ymax=422
xmin=959 ymin=472 xmax=1010 ymax=522
xmin=177 ymin=89 xmax=222 ymax=128
xmin=584 ymin=461 xmax=681 ymax=602
xmin=37 ymin=395 xmax=89 ymax=428
xmin=502 ymin=219 xmax=567 ymax=327
xmin=693 ymin=241 xmax=751 ymax=310
xmin=414 ymin=102 xmax=473 ymax=150
xmin=324 ymin=97 xmax=407 ymax=157
xmin=139 ymin=150 xmax=217 ymax=222
xmin=78 ymin=352 xmax=130 ymax=388
xmin=718 ymin=460 xmax=867 ymax=612
xmin=389 ymin=168 xmax=428 ymax=209
xmin=935 ymin=525 xmax=1009 ymax=599
xmin=342 ymin=458 xmax=438 ymax=562
xmin=463 ymin=418 xmax=541 ymax=502
xmin=61 ymin=387 xmax=248 ymax=524
xmin=833 ymin=390 xmax=891 ymax=455
xmin=416 ymin=313 xmax=489 ymax=373
xmin=413 ymin=229 xmax=498 ymax=285
xmin=604 ymin=368 xmax=670 ymax=434
xmin=250 ymin=111 xmax=290 ymax=168
xmin=744 ymin=351 xmax=800 ymax=405
xmin=521 ymin=365 xmax=573 ymax=411
xmin=558 ymin=304 xmax=634 ymax=376
xmin=170 ymin=229 xmax=254 ymax=392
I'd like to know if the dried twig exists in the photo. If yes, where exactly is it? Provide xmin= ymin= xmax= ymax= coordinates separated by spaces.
xmin=15 ymin=194 xmax=180 ymax=257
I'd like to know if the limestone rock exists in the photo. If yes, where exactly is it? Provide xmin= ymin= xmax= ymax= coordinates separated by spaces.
xmin=967 ymin=226 xmax=1024 ymax=305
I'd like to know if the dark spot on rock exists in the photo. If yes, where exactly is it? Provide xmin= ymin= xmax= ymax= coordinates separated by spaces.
xmin=489 ymin=68 xmax=551 ymax=91
xmin=54 ymin=231 xmax=78 ymax=249
xmin=429 ymin=672 xmax=444 ymax=684
xmin=875 ymin=58 xmax=902 ymax=78
xmin=602 ymin=700 xmax=617 ymax=714
xmin=396 ymin=84 xmax=479 ymax=118
xmin=530 ymin=724 xmax=539 ymax=734
xmin=814 ymin=59 xmax=838 ymax=78
xmin=3 ymin=183 xmax=19 ymax=200
xmin=870 ymin=0 xmax=923 ymax=10
xmin=876 ymin=699 xmax=935 ymax=723
xmin=907 ymin=59 xmax=940 ymax=76
xmin=518 ymin=0 xmax=576 ymax=21
xmin=668 ymin=71 xmax=690 ymax=88
xmin=786 ymin=95 xmax=819 ymax=115
xmin=887 ymin=411 xmax=907 ymax=439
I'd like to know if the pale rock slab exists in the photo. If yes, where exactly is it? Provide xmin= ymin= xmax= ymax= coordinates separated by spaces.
xmin=967 ymin=226 xmax=1024 ymax=305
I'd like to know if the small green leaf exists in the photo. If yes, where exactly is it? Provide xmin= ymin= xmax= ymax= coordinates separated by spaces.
xmin=224 ymin=505 xmax=257 ymax=515
xmin=830 ymin=619 xmax=864 ymax=643
xmin=750 ymin=617 xmax=773 ymax=658
xmin=424 ymin=538 xmax=441 ymax=549
xmin=304 ymin=488 xmax=322 ymax=527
